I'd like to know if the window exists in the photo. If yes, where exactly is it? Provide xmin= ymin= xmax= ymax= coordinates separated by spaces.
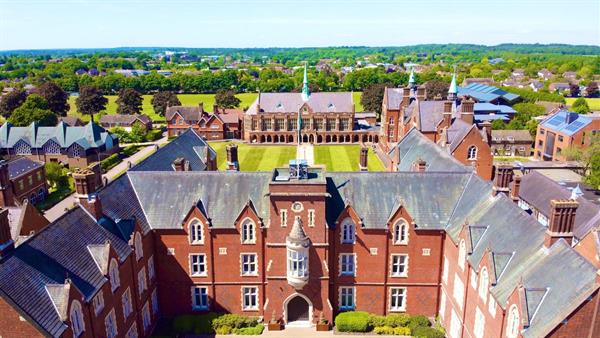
xmin=14 ymin=140 xmax=32 ymax=155
xmin=488 ymin=295 xmax=496 ymax=317
xmin=339 ymin=287 xmax=355 ymax=310
xmin=280 ymin=209 xmax=287 ymax=227
xmin=104 ymin=309 xmax=118 ymax=338
xmin=450 ymin=310 xmax=461 ymax=338
xmin=151 ymin=289 xmax=159 ymax=315
xmin=558 ymin=135 xmax=563 ymax=142
xmin=275 ymin=118 xmax=285 ymax=131
xmin=122 ymin=288 xmax=133 ymax=319
xmin=439 ymin=290 xmax=447 ymax=319
xmin=341 ymin=219 xmax=355 ymax=244
xmin=70 ymin=300 xmax=85 ymax=337
xmin=134 ymin=232 xmax=143 ymax=261
xmin=393 ymin=220 xmax=408 ymax=245
xmin=241 ymin=254 xmax=258 ymax=276
xmin=391 ymin=254 xmax=408 ymax=277
xmin=109 ymin=259 xmax=120 ymax=292
xmin=192 ymin=286 xmax=209 ymax=310
xmin=474 ymin=307 xmax=485 ymax=338
xmin=142 ymin=302 xmax=151 ymax=332
xmin=69 ymin=144 xmax=83 ymax=158
xmin=453 ymin=274 xmax=465 ymax=310
xmin=241 ymin=219 xmax=255 ymax=244
xmin=287 ymin=249 xmax=308 ymax=278
xmin=308 ymin=209 xmax=315 ymax=227
xmin=340 ymin=254 xmax=355 ymax=276
xmin=467 ymin=145 xmax=477 ymax=160
xmin=340 ymin=119 xmax=349 ymax=131
xmin=125 ymin=323 xmax=138 ymax=338
xmin=27 ymin=176 xmax=33 ymax=186
xmin=93 ymin=291 xmax=105 ymax=315
xmin=190 ymin=254 xmax=207 ymax=276
xmin=148 ymin=256 xmax=155 ymax=280
xmin=442 ymin=256 xmax=449 ymax=284
xmin=478 ymin=267 xmax=489 ymax=303
xmin=189 ymin=220 xmax=204 ymax=244
xmin=458 ymin=239 xmax=466 ymax=271
xmin=43 ymin=140 xmax=61 ymax=154
xmin=36 ymin=171 xmax=42 ymax=181
xmin=18 ymin=180 xmax=24 ymax=190
xmin=389 ymin=288 xmax=406 ymax=311
xmin=470 ymin=268 xmax=478 ymax=289
xmin=506 ymin=305 xmax=520 ymax=338
xmin=242 ymin=287 xmax=258 ymax=310
xmin=138 ymin=268 xmax=147 ymax=296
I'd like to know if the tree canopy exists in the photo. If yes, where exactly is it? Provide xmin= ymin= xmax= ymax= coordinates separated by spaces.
xmin=571 ymin=97 xmax=590 ymax=114
xmin=8 ymin=94 xmax=57 ymax=126
xmin=76 ymin=85 xmax=107 ymax=122
xmin=214 ymin=89 xmax=241 ymax=109
xmin=35 ymin=81 xmax=69 ymax=116
xmin=116 ymin=88 xmax=142 ymax=115
xmin=0 ymin=89 xmax=27 ymax=117
xmin=151 ymin=91 xmax=181 ymax=116
xmin=360 ymin=83 xmax=388 ymax=116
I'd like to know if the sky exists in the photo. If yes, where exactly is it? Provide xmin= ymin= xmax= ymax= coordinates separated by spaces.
xmin=0 ymin=0 xmax=599 ymax=50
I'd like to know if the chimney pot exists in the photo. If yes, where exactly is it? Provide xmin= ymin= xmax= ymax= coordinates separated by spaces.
xmin=73 ymin=166 xmax=103 ymax=220
xmin=412 ymin=159 xmax=427 ymax=172
xmin=510 ymin=176 xmax=521 ymax=202
xmin=545 ymin=199 xmax=578 ymax=247
xmin=173 ymin=157 xmax=190 ymax=172
xmin=493 ymin=163 xmax=513 ymax=195
xmin=460 ymin=99 xmax=475 ymax=125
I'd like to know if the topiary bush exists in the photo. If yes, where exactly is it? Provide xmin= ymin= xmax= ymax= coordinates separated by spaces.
xmin=412 ymin=326 xmax=445 ymax=338
xmin=233 ymin=324 xmax=265 ymax=335
xmin=385 ymin=314 xmax=410 ymax=328
xmin=408 ymin=315 xmax=431 ymax=330
xmin=335 ymin=311 xmax=371 ymax=332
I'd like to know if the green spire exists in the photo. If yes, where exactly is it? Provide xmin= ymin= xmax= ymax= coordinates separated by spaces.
xmin=448 ymin=66 xmax=458 ymax=95
xmin=302 ymin=63 xmax=310 ymax=102
xmin=408 ymin=68 xmax=416 ymax=86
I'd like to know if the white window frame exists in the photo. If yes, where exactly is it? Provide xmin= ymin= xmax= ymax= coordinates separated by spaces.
xmin=109 ymin=259 xmax=120 ymax=292
xmin=122 ymin=288 xmax=133 ymax=320
xmin=190 ymin=254 xmax=207 ymax=277
xmin=393 ymin=219 xmax=409 ymax=245
xmin=242 ymin=286 xmax=259 ymax=311
xmin=125 ymin=323 xmax=138 ymax=338
xmin=506 ymin=304 xmax=520 ymax=338
xmin=488 ymin=295 xmax=496 ymax=317
xmin=241 ymin=219 xmax=256 ymax=244
xmin=189 ymin=219 xmax=204 ymax=245
xmin=442 ymin=256 xmax=449 ymax=284
xmin=93 ymin=291 xmax=104 ymax=315
xmin=453 ymin=273 xmax=465 ymax=310
xmin=468 ymin=145 xmax=478 ymax=160
xmin=439 ymin=289 xmax=447 ymax=319
xmin=390 ymin=254 xmax=408 ymax=277
xmin=339 ymin=287 xmax=355 ymax=311
xmin=389 ymin=287 xmax=407 ymax=312
xmin=151 ymin=289 xmax=159 ymax=315
xmin=241 ymin=253 xmax=258 ymax=276
xmin=134 ymin=232 xmax=143 ymax=261
xmin=142 ymin=302 xmax=151 ymax=332
xmin=470 ymin=268 xmax=478 ymax=289
xmin=341 ymin=218 xmax=355 ymax=244
xmin=458 ymin=239 xmax=466 ymax=271
xmin=339 ymin=253 xmax=356 ymax=276
xmin=474 ymin=307 xmax=485 ymax=338
xmin=70 ymin=300 xmax=85 ymax=337
xmin=287 ymin=248 xmax=308 ymax=278
xmin=308 ymin=209 xmax=315 ymax=227
xmin=104 ymin=309 xmax=118 ymax=338
xmin=478 ymin=267 xmax=489 ymax=304
xmin=280 ymin=209 xmax=288 ymax=227
xmin=192 ymin=286 xmax=209 ymax=310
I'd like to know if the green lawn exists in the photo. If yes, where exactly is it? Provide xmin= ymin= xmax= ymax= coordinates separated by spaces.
xmin=565 ymin=98 xmax=600 ymax=110
xmin=352 ymin=92 xmax=364 ymax=111
xmin=209 ymin=142 xmax=384 ymax=172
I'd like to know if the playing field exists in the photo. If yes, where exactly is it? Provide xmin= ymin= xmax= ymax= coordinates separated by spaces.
xmin=565 ymin=98 xmax=600 ymax=110
xmin=209 ymin=142 xmax=384 ymax=172
xmin=67 ymin=92 xmax=365 ymax=123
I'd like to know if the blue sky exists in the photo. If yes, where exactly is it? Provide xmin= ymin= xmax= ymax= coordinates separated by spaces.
xmin=0 ymin=0 xmax=598 ymax=50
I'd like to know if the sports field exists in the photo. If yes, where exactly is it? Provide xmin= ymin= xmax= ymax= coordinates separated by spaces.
xmin=565 ymin=98 xmax=600 ymax=110
xmin=209 ymin=142 xmax=384 ymax=172
xmin=67 ymin=92 xmax=365 ymax=123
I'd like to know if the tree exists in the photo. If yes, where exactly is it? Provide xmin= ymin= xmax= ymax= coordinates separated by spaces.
xmin=214 ymin=89 xmax=241 ymax=109
xmin=571 ymin=97 xmax=590 ymax=114
xmin=360 ymin=83 xmax=388 ymax=116
xmin=0 ymin=89 xmax=27 ymax=117
xmin=76 ymin=86 xmax=107 ymax=122
xmin=563 ymin=134 xmax=600 ymax=189
xmin=35 ymin=81 xmax=69 ymax=116
xmin=8 ymin=94 xmax=57 ymax=126
xmin=151 ymin=91 xmax=180 ymax=116
xmin=116 ymin=88 xmax=142 ymax=115
xmin=45 ymin=162 xmax=68 ymax=188
xmin=424 ymin=80 xmax=450 ymax=100
xmin=586 ymin=81 xmax=599 ymax=98
xmin=569 ymin=83 xmax=580 ymax=97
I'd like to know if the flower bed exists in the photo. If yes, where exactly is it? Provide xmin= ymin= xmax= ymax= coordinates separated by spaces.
xmin=334 ymin=312 xmax=444 ymax=337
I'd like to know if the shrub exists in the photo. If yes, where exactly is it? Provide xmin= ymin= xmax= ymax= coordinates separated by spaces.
xmin=100 ymin=153 xmax=121 ymax=172
xmin=212 ymin=313 xmax=258 ymax=330
xmin=215 ymin=326 xmax=232 ymax=335
xmin=172 ymin=313 xmax=220 ymax=334
xmin=173 ymin=315 xmax=195 ymax=334
xmin=335 ymin=311 xmax=371 ymax=332
xmin=412 ymin=326 xmax=445 ymax=338
xmin=122 ymin=145 xmax=141 ymax=157
xmin=369 ymin=315 xmax=387 ymax=328
xmin=373 ymin=326 xmax=411 ymax=335
xmin=146 ymin=129 xmax=163 ymax=141
xmin=385 ymin=314 xmax=410 ymax=328
xmin=233 ymin=324 xmax=265 ymax=335
xmin=408 ymin=315 xmax=431 ymax=330
xmin=194 ymin=312 xmax=219 ymax=334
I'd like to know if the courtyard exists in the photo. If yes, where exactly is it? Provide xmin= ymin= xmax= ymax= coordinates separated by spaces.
xmin=208 ymin=141 xmax=385 ymax=172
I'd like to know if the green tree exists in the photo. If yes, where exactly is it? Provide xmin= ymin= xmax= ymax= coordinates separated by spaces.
xmin=0 ymin=89 xmax=27 ymax=117
xmin=562 ymin=134 xmax=600 ymax=189
xmin=424 ymin=80 xmax=450 ymax=100
xmin=360 ymin=83 xmax=388 ymax=116
xmin=45 ymin=162 xmax=68 ymax=188
xmin=571 ymin=97 xmax=590 ymax=114
xmin=214 ymin=89 xmax=241 ymax=109
xmin=586 ymin=81 xmax=598 ymax=98
xmin=151 ymin=91 xmax=181 ymax=116
xmin=116 ymin=88 xmax=142 ymax=115
xmin=76 ymin=86 xmax=107 ymax=122
xmin=35 ymin=81 xmax=69 ymax=116
xmin=8 ymin=94 xmax=58 ymax=126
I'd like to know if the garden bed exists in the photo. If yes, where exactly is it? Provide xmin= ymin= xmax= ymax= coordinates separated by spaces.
xmin=334 ymin=312 xmax=444 ymax=338
xmin=153 ymin=313 xmax=264 ymax=336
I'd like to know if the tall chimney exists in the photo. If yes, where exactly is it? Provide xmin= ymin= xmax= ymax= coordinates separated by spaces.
xmin=359 ymin=146 xmax=368 ymax=171
xmin=544 ymin=199 xmax=578 ymax=247
xmin=460 ymin=99 xmax=475 ymax=125
xmin=73 ymin=168 xmax=103 ymax=220
xmin=0 ymin=160 xmax=15 ymax=207
xmin=88 ymin=162 xmax=104 ymax=190
xmin=401 ymin=87 xmax=411 ymax=106
xmin=173 ymin=157 xmax=190 ymax=172
xmin=0 ymin=208 xmax=14 ymax=257
xmin=493 ymin=163 xmax=513 ymax=196
xmin=441 ymin=101 xmax=453 ymax=129
xmin=416 ymin=86 xmax=426 ymax=101
xmin=213 ymin=104 xmax=219 ymax=114
xmin=481 ymin=120 xmax=492 ymax=145
xmin=226 ymin=144 xmax=239 ymax=171
xmin=199 ymin=102 xmax=204 ymax=113
xmin=510 ymin=176 xmax=521 ymax=202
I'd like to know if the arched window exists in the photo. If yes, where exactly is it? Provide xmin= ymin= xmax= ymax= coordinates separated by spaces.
xmin=341 ymin=218 xmax=355 ymax=244
xmin=506 ymin=304 xmax=520 ymax=338
xmin=109 ymin=259 xmax=120 ymax=291
xmin=189 ymin=219 xmax=204 ymax=244
xmin=458 ymin=239 xmax=466 ymax=271
xmin=14 ymin=140 xmax=31 ymax=155
xmin=393 ymin=220 xmax=408 ymax=245
xmin=468 ymin=145 xmax=478 ymax=160
xmin=70 ymin=300 xmax=85 ymax=337
xmin=134 ymin=232 xmax=143 ymax=261
xmin=43 ymin=140 xmax=61 ymax=154
xmin=241 ymin=219 xmax=255 ymax=244
xmin=478 ymin=267 xmax=489 ymax=303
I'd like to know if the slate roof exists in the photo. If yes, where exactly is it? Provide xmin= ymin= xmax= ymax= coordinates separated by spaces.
xmin=0 ymin=122 xmax=116 ymax=151
xmin=491 ymin=130 xmax=533 ymax=143
xmin=540 ymin=110 xmax=592 ymax=136
xmin=473 ymin=103 xmax=516 ymax=114
xmin=99 ymin=114 xmax=151 ymax=126
xmin=457 ymin=83 xmax=520 ymax=103
xmin=7 ymin=157 xmax=44 ymax=179
xmin=131 ymin=129 xmax=216 ymax=172
xmin=246 ymin=92 xmax=354 ymax=115
xmin=385 ymin=88 xmax=405 ymax=110
xmin=0 ymin=207 xmax=132 ymax=337
xmin=519 ymin=171 xmax=600 ymax=239
xmin=165 ymin=106 xmax=202 ymax=121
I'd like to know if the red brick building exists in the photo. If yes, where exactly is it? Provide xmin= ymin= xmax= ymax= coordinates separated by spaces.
xmin=0 ymin=157 xmax=48 ymax=206
xmin=0 ymin=134 xmax=598 ymax=338
xmin=165 ymin=103 xmax=242 ymax=139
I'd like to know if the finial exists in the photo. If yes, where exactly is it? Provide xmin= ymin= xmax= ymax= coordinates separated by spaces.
xmin=302 ymin=62 xmax=310 ymax=102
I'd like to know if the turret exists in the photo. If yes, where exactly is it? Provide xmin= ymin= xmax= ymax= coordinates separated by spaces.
xmin=448 ymin=67 xmax=458 ymax=101
xmin=286 ymin=217 xmax=310 ymax=289
xmin=408 ymin=68 xmax=416 ymax=89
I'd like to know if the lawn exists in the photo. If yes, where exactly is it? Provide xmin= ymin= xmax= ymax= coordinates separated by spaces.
xmin=565 ymin=98 xmax=600 ymax=110
xmin=209 ymin=142 xmax=384 ymax=172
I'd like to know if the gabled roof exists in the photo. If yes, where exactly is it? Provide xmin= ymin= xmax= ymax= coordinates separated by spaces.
xmin=7 ymin=157 xmax=44 ymax=179
xmin=165 ymin=106 xmax=202 ymax=121
xmin=491 ymin=130 xmax=533 ymax=143
xmin=99 ymin=114 xmax=151 ymax=125
xmin=540 ymin=110 xmax=592 ymax=136
xmin=246 ymin=92 xmax=354 ymax=115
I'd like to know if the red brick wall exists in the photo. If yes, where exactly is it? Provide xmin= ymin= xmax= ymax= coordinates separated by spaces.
xmin=547 ymin=289 xmax=600 ymax=338
xmin=451 ymin=128 xmax=493 ymax=180
xmin=0 ymin=297 xmax=45 ymax=338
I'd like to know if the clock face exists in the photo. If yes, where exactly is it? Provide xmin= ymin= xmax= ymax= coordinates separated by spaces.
xmin=292 ymin=202 xmax=303 ymax=212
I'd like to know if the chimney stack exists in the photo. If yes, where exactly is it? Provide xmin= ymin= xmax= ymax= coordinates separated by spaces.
xmin=73 ymin=168 xmax=103 ymax=220
xmin=544 ymin=199 xmax=578 ymax=247
xmin=226 ymin=144 xmax=240 ymax=171
xmin=493 ymin=163 xmax=513 ymax=196
xmin=359 ymin=146 xmax=368 ymax=171
xmin=412 ymin=159 xmax=427 ymax=172
xmin=213 ymin=104 xmax=219 ymax=114
xmin=401 ymin=87 xmax=411 ymax=106
xmin=0 ymin=208 xmax=14 ymax=257
xmin=441 ymin=101 xmax=453 ymax=129
xmin=416 ymin=86 xmax=426 ymax=101
xmin=199 ymin=102 xmax=204 ymax=113
xmin=510 ymin=176 xmax=521 ymax=202
xmin=173 ymin=157 xmax=190 ymax=172
xmin=0 ymin=160 xmax=15 ymax=207
xmin=460 ymin=99 xmax=475 ymax=125
xmin=481 ymin=120 xmax=492 ymax=145
xmin=88 ymin=162 xmax=104 ymax=190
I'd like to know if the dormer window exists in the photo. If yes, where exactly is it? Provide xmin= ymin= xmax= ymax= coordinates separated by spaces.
xmin=189 ymin=219 xmax=204 ymax=244
xmin=506 ymin=304 xmax=520 ymax=338
xmin=468 ymin=145 xmax=478 ymax=160
xmin=393 ymin=220 xmax=408 ymax=245
xmin=276 ymin=102 xmax=283 ymax=109
xmin=70 ymin=300 xmax=85 ymax=337
xmin=241 ymin=219 xmax=256 ymax=244
xmin=109 ymin=259 xmax=120 ymax=292
xmin=341 ymin=218 xmax=355 ymax=244
xmin=478 ymin=267 xmax=489 ymax=303
xmin=328 ymin=103 xmax=335 ymax=110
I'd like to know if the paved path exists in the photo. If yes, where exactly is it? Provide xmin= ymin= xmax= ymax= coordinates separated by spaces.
xmin=297 ymin=144 xmax=315 ymax=165
xmin=43 ymin=144 xmax=159 ymax=222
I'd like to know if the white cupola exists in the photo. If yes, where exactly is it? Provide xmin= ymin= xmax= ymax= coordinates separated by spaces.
xmin=286 ymin=217 xmax=310 ymax=289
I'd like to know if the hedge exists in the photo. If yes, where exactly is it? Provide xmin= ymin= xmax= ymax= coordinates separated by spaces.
xmin=233 ymin=324 xmax=265 ymax=335
xmin=407 ymin=315 xmax=431 ymax=330
xmin=146 ymin=129 xmax=163 ymax=141
xmin=212 ymin=314 xmax=259 ymax=330
xmin=373 ymin=326 xmax=411 ymax=335
xmin=171 ymin=313 xmax=260 ymax=335
xmin=369 ymin=314 xmax=410 ymax=328
xmin=172 ymin=313 xmax=219 ymax=334
xmin=335 ymin=311 xmax=371 ymax=332
xmin=100 ymin=153 xmax=121 ymax=172
xmin=412 ymin=326 xmax=446 ymax=338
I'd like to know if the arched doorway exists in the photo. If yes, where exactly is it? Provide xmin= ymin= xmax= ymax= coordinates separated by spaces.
xmin=284 ymin=293 xmax=312 ymax=326
xmin=309 ymin=134 xmax=315 ymax=143
xmin=317 ymin=135 xmax=323 ymax=143
xmin=303 ymin=135 xmax=308 ymax=143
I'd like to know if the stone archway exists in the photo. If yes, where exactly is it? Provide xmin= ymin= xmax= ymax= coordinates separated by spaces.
xmin=317 ymin=135 xmax=323 ymax=144
xmin=303 ymin=135 xmax=308 ymax=143
xmin=284 ymin=293 xmax=313 ymax=326
xmin=309 ymin=134 xmax=315 ymax=143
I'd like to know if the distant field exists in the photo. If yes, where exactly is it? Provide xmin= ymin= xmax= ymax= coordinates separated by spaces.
xmin=67 ymin=92 xmax=365 ymax=122
xmin=565 ymin=98 xmax=600 ymax=110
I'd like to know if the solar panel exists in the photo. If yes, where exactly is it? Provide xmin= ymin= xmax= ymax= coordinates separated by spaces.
xmin=545 ymin=115 xmax=564 ymax=127
xmin=564 ymin=121 xmax=585 ymax=133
